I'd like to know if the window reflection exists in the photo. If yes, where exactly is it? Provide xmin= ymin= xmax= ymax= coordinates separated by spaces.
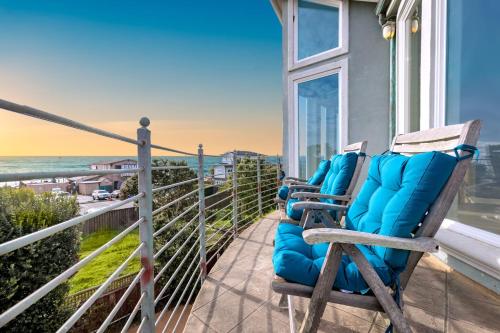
xmin=446 ymin=0 xmax=500 ymax=234
xmin=297 ymin=0 xmax=339 ymax=60
xmin=298 ymin=73 xmax=339 ymax=179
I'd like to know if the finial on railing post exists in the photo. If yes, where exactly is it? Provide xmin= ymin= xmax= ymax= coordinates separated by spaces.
xmin=257 ymin=155 xmax=262 ymax=216
xmin=197 ymin=144 xmax=207 ymax=282
xmin=232 ymin=150 xmax=238 ymax=240
xmin=136 ymin=117 xmax=155 ymax=332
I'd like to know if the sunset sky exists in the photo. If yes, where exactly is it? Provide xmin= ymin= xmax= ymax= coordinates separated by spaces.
xmin=0 ymin=1 xmax=282 ymax=156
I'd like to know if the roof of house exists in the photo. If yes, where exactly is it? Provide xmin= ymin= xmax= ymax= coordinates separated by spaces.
xmin=90 ymin=159 xmax=137 ymax=166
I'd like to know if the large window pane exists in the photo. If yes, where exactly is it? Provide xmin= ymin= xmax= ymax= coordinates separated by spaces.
xmin=298 ymin=73 xmax=339 ymax=179
xmin=298 ymin=0 xmax=339 ymax=60
xmin=446 ymin=0 xmax=500 ymax=234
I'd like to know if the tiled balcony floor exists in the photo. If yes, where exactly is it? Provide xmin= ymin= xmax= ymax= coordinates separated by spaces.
xmin=184 ymin=211 xmax=500 ymax=333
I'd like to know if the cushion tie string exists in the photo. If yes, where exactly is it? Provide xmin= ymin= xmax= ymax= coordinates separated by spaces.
xmin=454 ymin=144 xmax=479 ymax=161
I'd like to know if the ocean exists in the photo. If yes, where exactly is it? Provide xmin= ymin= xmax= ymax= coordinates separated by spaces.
xmin=0 ymin=155 xmax=279 ymax=182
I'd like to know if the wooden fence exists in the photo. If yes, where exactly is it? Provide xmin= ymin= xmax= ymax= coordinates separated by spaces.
xmin=81 ymin=207 xmax=138 ymax=235
xmin=65 ymin=273 xmax=138 ymax=310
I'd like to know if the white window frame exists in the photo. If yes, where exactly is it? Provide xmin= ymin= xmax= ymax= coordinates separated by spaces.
xmin=398 ymin=0 xmax=500 ymax=283
xmin=287 ymin=0 xmax=349 ymax=71
xmin=395 ymin=0 xmax=421 ymax=134
xmin=287 ymin=59 xmax=348 ymax=177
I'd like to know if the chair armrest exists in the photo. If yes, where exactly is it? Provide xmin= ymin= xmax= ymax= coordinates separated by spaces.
xmin=291 ymin=192 xmax=351 ymax=201
xmin=284 ymin=179 xmax=309 ymax=185
xmin=291 ymin=201 xmax=347 ymax=212
xmin=288 ymin=184 xmax=321 ymax=192
xmin=302 ymin=228 xmax=439 ymax=253
xmin=285 ymin=177 xmax=308 ymax=182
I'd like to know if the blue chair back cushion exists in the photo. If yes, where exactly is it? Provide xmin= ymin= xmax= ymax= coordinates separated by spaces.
xmin=274 ymin=151 xmax=457 ymax=292
xmin=308 ymin=159 xmax=331 ymax=185
xmin=277 ymin=159 xmax=330 ymax=201
xmin=286 ymin=153 xmax=358 ymax=221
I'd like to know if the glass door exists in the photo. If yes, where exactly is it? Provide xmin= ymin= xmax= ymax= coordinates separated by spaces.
xmin=296 ymin=72 xmax=340 ymax=179
xmin=445 ymin=0 xmax=500 ymax=235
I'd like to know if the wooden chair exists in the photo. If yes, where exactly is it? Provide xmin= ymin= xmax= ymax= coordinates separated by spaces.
xmin=272 ymin=121 xmax=481 ymax=333
xmin=279 ymin=141 xmax=367 ymax=227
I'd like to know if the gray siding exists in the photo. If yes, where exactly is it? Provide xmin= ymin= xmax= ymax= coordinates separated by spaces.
xmin=348 ymin=1 xmax=390 ymax=155
xmin=347 ymin=1 xmax=390 ymax=194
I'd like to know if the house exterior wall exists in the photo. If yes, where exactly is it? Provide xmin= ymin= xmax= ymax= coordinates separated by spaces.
xmin=79 ymin=182 xmax=100 ymax=195
xmin=280 ymin=0 xmax=389 ymax=178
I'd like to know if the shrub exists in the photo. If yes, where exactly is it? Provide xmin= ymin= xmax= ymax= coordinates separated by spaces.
xmin=0 ymin=187 xmax=80 ymax=333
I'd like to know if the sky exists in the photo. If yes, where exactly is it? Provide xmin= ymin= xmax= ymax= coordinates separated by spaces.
xmin=0 ymin=1 xmax=282 ymax=156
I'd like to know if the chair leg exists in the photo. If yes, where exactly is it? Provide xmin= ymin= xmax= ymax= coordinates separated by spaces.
xmin=279 ymin=293 xmax=288 ymax=309
xmin=342 ymin=244 xmax=412 ymax=333
xmin=299 ymin=209 xmax=311 ymax=228
xmin=299 ymin=243 xmax=343 ymax=333
xmin=288 ymin=295 xmax=297 ymax=333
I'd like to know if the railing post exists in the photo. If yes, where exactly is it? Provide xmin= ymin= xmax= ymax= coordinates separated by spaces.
xmin=276 ymin=155 xmax=281 ymax=188
xmin=197 ymin=144 xmax=207 ymax=282
xmin=232 ymin=151 xmax=238 ymax=239
xmin=257 ymin=156 xmax=262 ymax=216
xmin=137 ymin=117 xmax=155 ymax=332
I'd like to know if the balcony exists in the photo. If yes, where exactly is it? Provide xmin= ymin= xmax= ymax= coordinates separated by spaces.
xmin=185 ymin=211 xmax=500 ymax=333
xmin=0 ymin=101 xmax=499 ymax=333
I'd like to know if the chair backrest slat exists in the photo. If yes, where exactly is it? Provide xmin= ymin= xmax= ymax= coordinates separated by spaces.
xmin=391 ymin=123 xmax=465 ymax=156
xmin=397 ymin=120 xmax=481 ymax=288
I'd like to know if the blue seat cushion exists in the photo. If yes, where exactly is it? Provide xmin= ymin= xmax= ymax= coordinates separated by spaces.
xmin=273 ymin=223 xmax=393 ymax=292
xmin=278 ymin=185 xmax=289 ymax=200
xmin=286 ymin=153 xmax=358 ymax=221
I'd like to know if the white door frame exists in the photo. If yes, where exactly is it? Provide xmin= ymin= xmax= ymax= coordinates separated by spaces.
xmin=395 ymin=0 xmax=421 ymax=134
xmin=287 ymin=59 xmax=348 ymax=177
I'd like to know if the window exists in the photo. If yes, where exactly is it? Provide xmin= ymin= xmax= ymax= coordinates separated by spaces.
xmin=289 ymin=0 xmax=348 ymax=69
xmin=445 ymin=0 xmax=500 ymax=235
xmin=297 ymin=74 xmax=339 ymax=178
xmin=289 ymin=60 xmax=347 ymax=178
xmin=396 ymin=0 xmax=422 ymax=134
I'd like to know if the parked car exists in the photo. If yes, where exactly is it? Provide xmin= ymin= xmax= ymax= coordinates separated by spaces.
xmin=51 ymin=188 xmax=62 ymax=194
xmin=92 ymin=190 xmax=110 ymax=200
xmin=55 ymin=191 xmax=71 ymax=197
xmin=111 ymin=190 xmax=121 ymax=198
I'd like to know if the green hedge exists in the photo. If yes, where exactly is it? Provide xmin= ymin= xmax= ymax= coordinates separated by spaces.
xmin=0 ymin=188 xmax=80 ymax=333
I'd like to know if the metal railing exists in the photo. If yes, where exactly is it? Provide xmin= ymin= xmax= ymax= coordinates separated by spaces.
xmin=0 ymin=99 xmax=280 ymax=333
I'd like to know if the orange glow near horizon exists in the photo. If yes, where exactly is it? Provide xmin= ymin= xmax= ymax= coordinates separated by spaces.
xmin=0 ymin=110 xmax=282 ymax=157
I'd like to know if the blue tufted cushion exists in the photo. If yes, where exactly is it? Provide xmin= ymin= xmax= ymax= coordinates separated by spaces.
xmin=286 ymin=153 xmax=358 ymax=221
xmin=278 ymin=185 xmax=289 ymax=200
xmin=273 ymin=223 xmax=393 ymax=291
xmin=274 ymin=151 xmax=457 ymax=292
xmin=308 ymin=159 xmax=331 ymax=185
xmin=345 ymin=151 xmax=457 ymax=272
xmin=278 ymin=160 xmax=330 ymax=201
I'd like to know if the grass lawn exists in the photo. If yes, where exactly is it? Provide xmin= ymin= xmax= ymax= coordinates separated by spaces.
xmin=69 ymin=230 xmax=141 ymax=294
